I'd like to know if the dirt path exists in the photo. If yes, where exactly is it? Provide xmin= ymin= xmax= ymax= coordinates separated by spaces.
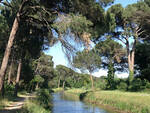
xmin=0 ymin=93 xmax=35 ymax=113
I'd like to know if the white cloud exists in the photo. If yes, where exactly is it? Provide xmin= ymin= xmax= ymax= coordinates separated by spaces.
xmin=92 ymin=69 xmax=107 ymax=77
xmin=93 ymin=69 xmax=129 ymax=78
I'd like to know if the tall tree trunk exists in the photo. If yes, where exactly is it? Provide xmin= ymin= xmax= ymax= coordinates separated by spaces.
xmin=0 ymin=0 xmax=27 ymax=94
xmin=36 ymin=83 xmax=39 ymax=90
xmin=90 ymin=73 xmax=94 ymax=91
xmin=8 ymin=61 xmax=13 ymax=84
xmin=62 ymin=81 xmax=65 ymax=90
xmin=129 ymin=50 xmax=135 ymax=81
xmin=57 ymin=76 xmax=61 ymax=88
xmin=126 ymin=37 xmax=137 ymax=87
xmin=14 ymin=59 xmax=22 ymax=97
xmin=0 ymin=16 xmax=19 ymax=94
xmin=126 ymin=42 xmax=134 ymax=84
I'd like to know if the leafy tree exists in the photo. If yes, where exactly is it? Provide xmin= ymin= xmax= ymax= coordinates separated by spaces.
xmin=55 ymin=65 xmax=73 ymax=89
xmin=33 ymin=75 xmax=44 ymax=90
xmin=32 ymin=53 xmax=54 ymax=89
xmin=135 ymin=42 xmax=150 ymax=81
xmin=105 ymin=2 xmax=150 ymax=84
xmin=95 ymin=39 xmax=126 ymax=89
xmin=73 ymin=50 xmax=101 ymax=90
xmin=0 ymin=0 xmax=114 ymax=94
xmin=0 ymin=0 xmax=54 ymax=93
xmin=0 ymin=11 xmax=9 ymax=63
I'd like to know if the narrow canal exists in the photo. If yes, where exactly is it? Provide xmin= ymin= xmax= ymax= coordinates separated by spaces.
xmin=52 ymin=93 xmax=110 ymax=113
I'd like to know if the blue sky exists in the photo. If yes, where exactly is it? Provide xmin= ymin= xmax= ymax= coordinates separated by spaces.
xmin=114 ymin=0 xmax=138 ymax=7
xmin=45 ymin=0 xmax=138 ymax=77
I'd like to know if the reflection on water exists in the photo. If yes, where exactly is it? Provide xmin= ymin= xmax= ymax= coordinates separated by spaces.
xmin=52 ymin=93 xmax=109 ymax=113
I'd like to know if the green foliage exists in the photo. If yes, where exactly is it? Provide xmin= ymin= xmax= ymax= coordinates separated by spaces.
xmin=52 ymin=14 xmax=93 ymax=35
xmin=36 ymin=89 xmax=52 ymax=110
xmin=96 ymin=39 xmax=125 ymax=65
xmin=105 ymin=12 xmax=116 ymax=32
xmin=135 ymin=42 xmax=150 ymax=81
xmin=22 ymin=88 xmax=52 ymax=113
xmin=22 ymin=101 xmax=50 ymax=113
xmin=145 ymin=0 xmax=150 ymax=6
xmin=73 ymin=50 xmax=101 ymax=73
xmin=4 ymin=83 xmax=15 ymax=92
xmin=107 ymin=4 xmax=124 ymax=26
xmin=54 ymin=65 xmax=91 ymax=89
xmin=129 ymin=78 xmax=150 ymax=91
xmin=83 ymin=90 xmax=150 ymax=113
xmin=95 ymin=78 xmax=107 ymax=90
xmin=32 ymin=53 xmax=55 ymax=89
xmin=107 ymin=62 xmax=115 ymax=89
xmin=33 ymin=75 xmax=44 ymax=83
xmin=117 ymin=81 xmax=128 ymax=91
xmin=128 ymin=70 xmax=134 ymax=86
xmin=95 ymin=39 xmax=125 ymax=89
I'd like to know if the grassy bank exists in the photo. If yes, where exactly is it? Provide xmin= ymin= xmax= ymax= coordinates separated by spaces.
xmin=21 ymin=89 xmax=52 ymax=113
xmin=64 ymin=89 xmax=150 ymax=113
xmin=22 ymin=100 xmax=50 ymax=113
xmin=0 ymin=89 xmax=52 ymax=113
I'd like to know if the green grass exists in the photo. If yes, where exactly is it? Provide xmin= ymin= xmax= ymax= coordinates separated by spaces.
xmin=83 ymin=90 xmax=150 ymax=113
xmin=64 ymin=89 xmax=150 ymax=113
xmin=22 ymin=100 xmax=50 ymax=113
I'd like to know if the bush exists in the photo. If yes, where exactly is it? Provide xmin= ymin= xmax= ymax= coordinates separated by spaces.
xmin=22 ymin=101 xmax=50 ymax=113
xmin=22 ymin=88 xmax=52 ymax=113
xmin=95 ymin=79 xmax=107 ymax=90
xmin=36 ymin=89 xmax=52 ymax=110
xmin=5 ymin=83 xmax=15 ymax=92
xmin=146 ymin=82 xmax=150 ymax=89
xmin=117 ymin=82 xmax=127 ymax=91
xmin=129 ymin=78 xmax=150 ymax=91
xmin=4 ymin=83 xmax=15 ymax=97
xmin=129 ymin=78 xmax=142 ymax=91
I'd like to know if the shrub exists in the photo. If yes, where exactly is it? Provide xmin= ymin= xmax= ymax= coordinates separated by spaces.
xmin=117 ymin=82 xmax=127 ymax=91
xmin=95 ymin=79 xmax=107 ymax=90
xmin=130 ymin=78 xmax=142 ymax=91
xmin=22 ymin=101 xmax=50 ymax=113
xmin=5 ymin=83 xmax=15 ymax=92
xmin=36 ymin=89 xmax=52 ymax=110
xmin=22 ymin=88 xmax=52 ymax=113
xmin=146 ymin=82 xmax=150 ymax=89
xmin=129 ymin=78 xmax=150 ymax=91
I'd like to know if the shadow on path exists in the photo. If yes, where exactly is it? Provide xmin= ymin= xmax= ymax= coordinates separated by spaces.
xmin=0 ymin=93 xmax=35 ymax=113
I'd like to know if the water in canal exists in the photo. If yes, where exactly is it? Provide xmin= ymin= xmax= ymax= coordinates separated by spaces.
xmin=52 ymin=93 xmax=110 ymax=113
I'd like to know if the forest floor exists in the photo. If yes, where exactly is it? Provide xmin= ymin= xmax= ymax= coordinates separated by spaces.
xmin=0 ymin=93 xmax=36 ymax=113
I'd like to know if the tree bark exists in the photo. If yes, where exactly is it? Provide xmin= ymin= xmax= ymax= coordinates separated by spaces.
xmin=62 ymin=81 xmax=65 ymax=90
xmin=90 ymin=73 xmax=94 ymax=91
xmin=14 ymin=59 xmax=22 ymax=97
xmin=0 ymin=0 xmax=28 ymax=94
xmin=126 ymin=36 xmax=137 ymax=86
xmin=0 ymin=15 xmax=19 ymax=93
xmin=57 ymin=76 xmax=61 ymax=88
xmin=8 ymin=61 xmax=13 ymax=84
xmin=36 ymin=83 xmax=39 ymax=90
